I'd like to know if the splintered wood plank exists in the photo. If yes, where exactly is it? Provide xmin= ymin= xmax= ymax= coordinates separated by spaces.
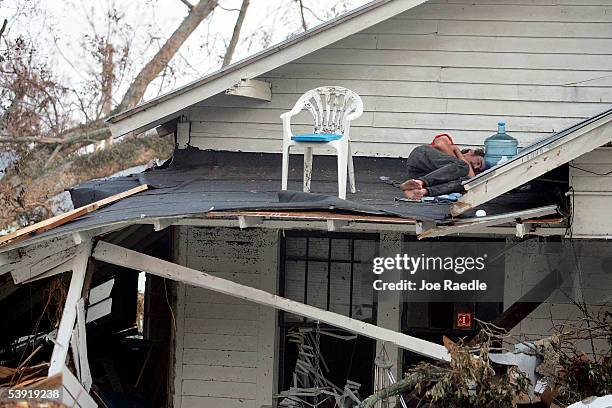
xmin=0 ymin=184 xmax=148 ymax=247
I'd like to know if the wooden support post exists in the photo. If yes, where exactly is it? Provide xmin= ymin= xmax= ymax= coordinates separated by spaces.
xmin=48 ymin=242 xmax=92 ymax=377
xmin=376 ymin=232 xmax=403 ymax=404
xmin=92 ymin=241 xmax=450 ymax=361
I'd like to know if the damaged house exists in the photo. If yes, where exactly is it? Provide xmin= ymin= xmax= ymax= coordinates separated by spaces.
xmin=0 ymin=0 xmax=611 ymax=406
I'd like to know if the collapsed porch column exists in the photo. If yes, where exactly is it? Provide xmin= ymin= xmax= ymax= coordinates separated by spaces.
xmin=92 ymin=240 xmax=450 ymax=362
xmin=48 ymin=242 xmax=92 ymax=378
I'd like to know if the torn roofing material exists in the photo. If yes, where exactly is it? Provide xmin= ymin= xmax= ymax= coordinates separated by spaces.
xmin=0 ymin=149 xmax=564 ymax=251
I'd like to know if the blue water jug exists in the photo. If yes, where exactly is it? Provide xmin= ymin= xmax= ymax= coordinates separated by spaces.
xmin=484 ymin=121 xmax=518 ymax=168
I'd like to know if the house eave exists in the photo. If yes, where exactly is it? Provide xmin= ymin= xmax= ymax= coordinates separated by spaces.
xmin=451 ymin=108 xmax=612 ymax=217
xmin=105 ymin=0 xmax=430 ymax=137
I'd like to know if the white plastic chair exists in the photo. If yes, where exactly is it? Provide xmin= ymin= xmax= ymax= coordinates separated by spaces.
xmin=280 ymin=86 xmax=363 ymax=199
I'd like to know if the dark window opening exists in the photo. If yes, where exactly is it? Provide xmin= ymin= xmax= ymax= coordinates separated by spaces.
xmin=278 ymin=231 xmax=379 ymax=401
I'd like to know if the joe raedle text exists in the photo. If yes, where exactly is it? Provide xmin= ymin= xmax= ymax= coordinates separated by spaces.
xmin=373 ymin=279 xmax=487 ymax=292
xmin=370 ymin=248 xmax=503 ymax=303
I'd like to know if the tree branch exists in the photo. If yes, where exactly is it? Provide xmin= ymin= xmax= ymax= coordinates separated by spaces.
xmin=178 ymin=0 xmax=194 ymax=11
xmin=0 ymin=126 xmax=111 ymax=145
xmin=0 ymin=19 xmax=7 ymax=40
xmin=115 ymin=0 xmax=218 ymax=112
xmin=222 ymin=0 xmax=249 ymax=67
xmin=296 ymin=0 xmax=308 ymax=31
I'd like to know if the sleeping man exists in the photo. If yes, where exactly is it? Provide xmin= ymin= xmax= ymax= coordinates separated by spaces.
xmin=401 ymin=134 xmax=485 ymax=200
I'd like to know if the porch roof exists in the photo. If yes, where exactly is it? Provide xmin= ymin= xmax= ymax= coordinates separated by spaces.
xmin=0 ymin=149 xmax=564 ymax=253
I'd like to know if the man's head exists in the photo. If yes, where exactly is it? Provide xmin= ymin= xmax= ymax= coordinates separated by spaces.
xmin=461 ymin=148 xmax=485 ymax=173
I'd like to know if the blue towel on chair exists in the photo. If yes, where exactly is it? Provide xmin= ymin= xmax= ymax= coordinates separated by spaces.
xmin=292 ymin=133 xmax=342 ymax=142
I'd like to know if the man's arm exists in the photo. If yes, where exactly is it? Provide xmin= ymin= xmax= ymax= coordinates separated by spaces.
xmin=451 ymin=146 xmax=476 ymax=177
xmin=431 ymin=136 xmax=456 ymax=156
xmin=432 ymin=137 xmax=476 ymax=177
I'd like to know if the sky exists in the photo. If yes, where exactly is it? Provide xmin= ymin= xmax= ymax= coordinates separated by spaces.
xmin=0 ymin=0 xmax=370 ymax=104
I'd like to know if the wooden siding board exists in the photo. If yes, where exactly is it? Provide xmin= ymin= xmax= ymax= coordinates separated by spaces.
xmin=298 ymin=49 xmax=612 ymax=71
xmin=184 ymin=302 xmax=260 ymax=320
xmin=374 ymin=18 xmax=612 ymax=37
xmin=187 ymin=2 xmax=612 ymax=158
xmin=193 ymin=106 xmax=582 ymax=132
xmin=333 ymin=33 xmax=612 ymax=55
xmin=266 ymin=64 xmax=612 ymax=87
xmin=181 ymin=379 xmax=257 ymax=399
xmin=183 ymin=333 xmax=258 ymax=351
xmin=175 ymin=227 xmax=278 ymax=407
xmin=266 ymin=79 xmax=612 ymax=103
xmin=183 ymin=318 xmax=259 ymax=335
xmin=181 ymin=348 xmax=258 ymax=368
xmin=196 ymin=93 xmax=609 ymax=118
xmin=182 ymin=365 xmax=258 ymax=383
xmin=399 ymin=4 xmax=612 ymax=22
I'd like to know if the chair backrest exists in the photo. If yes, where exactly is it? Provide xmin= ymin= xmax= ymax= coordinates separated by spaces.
xmin=294 ymin=86 xmax=363 ymax=135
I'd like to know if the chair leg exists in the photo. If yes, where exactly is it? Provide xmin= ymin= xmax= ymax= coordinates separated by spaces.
xmin=337 ymin=142 xmax=348 ymax=200
xmin=281 ymin=143 xmax=290 ymax=190
xmin=303 ymin=147 xmax=313 ymax=193
xmin=347 ymin=142 xmax=356 ymax=194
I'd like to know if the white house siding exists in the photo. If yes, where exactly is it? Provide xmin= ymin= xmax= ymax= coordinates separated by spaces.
xmin=173 ymin=226 xmax=278 ymax=408
xmin=569 ymin=147 xmax=612 ymax=237
xmin=186 ymin=0 xmax=612 ymax=158
xmin=504 ymin=238 xmax=612 ymax=355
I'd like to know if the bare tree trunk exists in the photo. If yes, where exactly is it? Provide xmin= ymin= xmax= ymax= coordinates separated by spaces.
xmin=101 ymin=44 xmax=114 ymax=117
xmin=222 ymin=0 xmax=250 ymax=67
xmin=101 ymin=43 xmax=115 ymax=148
xmin=116 ymin=0 xmax=218 ymax=112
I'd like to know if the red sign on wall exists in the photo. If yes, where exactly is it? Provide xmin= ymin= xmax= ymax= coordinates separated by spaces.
xmin=456 ymin=312 xmax=472 ymax=329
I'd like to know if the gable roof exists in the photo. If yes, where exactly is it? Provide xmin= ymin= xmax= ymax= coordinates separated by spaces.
xmin=105 ymin=0 xmax=430 ymax=137
xmin=450 ymin=107 xmax=612 ymax=216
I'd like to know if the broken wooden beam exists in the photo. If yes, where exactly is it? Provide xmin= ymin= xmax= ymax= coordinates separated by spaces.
xmin=0 ymin=184 xmax=148 ymax=247
xmin=92 ymin=241 xmax=450 ymax=362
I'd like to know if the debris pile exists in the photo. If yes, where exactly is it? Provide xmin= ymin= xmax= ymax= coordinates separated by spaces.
xmin=277 ymin=327 xmax=363 ymax=407
xmin=361 ymin=307 xmax=612 ymax=408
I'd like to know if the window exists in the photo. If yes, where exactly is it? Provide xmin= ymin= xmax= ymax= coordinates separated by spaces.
xmin=278 ymin=231 xmax=379 ymax=396
xmin=280 ymin=231 xmax=378 ymax=322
